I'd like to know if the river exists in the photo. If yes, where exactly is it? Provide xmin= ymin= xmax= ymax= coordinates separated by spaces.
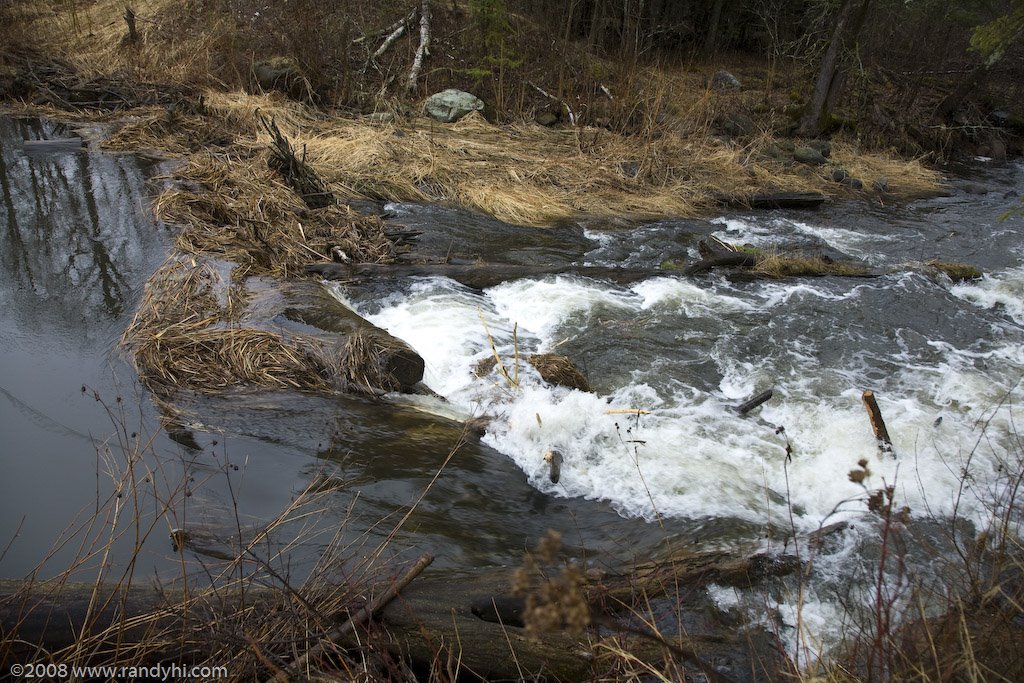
xmin=1 ymin=115 xmax=1022 ymax=661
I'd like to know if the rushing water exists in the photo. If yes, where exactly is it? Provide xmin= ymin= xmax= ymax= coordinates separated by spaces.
xmin=2 ymin=114 xmax=1022 ymax=661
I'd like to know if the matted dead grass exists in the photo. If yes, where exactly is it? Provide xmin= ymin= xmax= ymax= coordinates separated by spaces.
xmin=149 ymin=145 xmax=394 ymax=277
xmin=123 ymin=259 xmax=336 ymax=395
xmin=193 ymin=90 xmax=942 ymax=228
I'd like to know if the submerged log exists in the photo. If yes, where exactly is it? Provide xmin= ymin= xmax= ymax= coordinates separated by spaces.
xmin=684 ymin=251 xmax=758 ymax=276
xmin=307 ymin=261 xmax=654 ymax=289
xmin=734 ymin=389 xmax=774 ymax=415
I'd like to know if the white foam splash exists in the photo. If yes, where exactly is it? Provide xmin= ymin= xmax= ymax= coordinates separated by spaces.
xmin=951 ymin=265 xmax=1024 ymax=326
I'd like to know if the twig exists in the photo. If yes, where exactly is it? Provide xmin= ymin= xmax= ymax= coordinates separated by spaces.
xmin=267 ymin=553 xmax=434 ymax=683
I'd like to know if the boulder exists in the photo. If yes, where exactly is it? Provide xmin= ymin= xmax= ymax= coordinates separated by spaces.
xmin=872 ymin=176 xmax=890 ymax=192
xmin=424 ymin=89 xmax=485 ymax=123
xmin=710 ymin=70 xmax=741 ymax=90
xmin=842 ymin=177 xmax=864 ymax=190
xmin=717 ymin=112 xmax=756 ymax=137
xmin=806 ymin=139 xmax=832 ymax=158
xmin=794 ymin=146 xmax=827 ymax=165
xmin=831 ymin=167 xmax=849 ymax=182
xmin=535 ymin=110 xmax=559 ymax=127
xmin=254 ymin=57 xmax=306 ymax=98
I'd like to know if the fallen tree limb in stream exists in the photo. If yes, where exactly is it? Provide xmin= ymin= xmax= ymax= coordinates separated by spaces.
xmin=267 ymin=553 xmax=433 ymax=683
xmin=862 ymin=389 xmax=896 ymax=458
xmin=0 ymin=543 xmax=806 ymax=681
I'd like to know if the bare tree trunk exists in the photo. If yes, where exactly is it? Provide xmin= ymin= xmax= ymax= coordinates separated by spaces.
xmin=798 ymin=0 xmax=863 ymax=137
xmin=703 ymin=0 xmax=725 ymax=55
xmin=405 ymin=0 xmax=432 ymax=94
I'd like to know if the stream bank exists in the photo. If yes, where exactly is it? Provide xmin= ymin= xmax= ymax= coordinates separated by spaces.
xmin=1 ymin=70 xmax=1022 ymax=680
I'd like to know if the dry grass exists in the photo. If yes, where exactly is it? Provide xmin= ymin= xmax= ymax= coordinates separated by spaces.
xmin=122 ymin=259 xmax=336 ymax=395
xmin=754 ymin=251 xmax=873 ymax=278
xmin=149 ymin=144 xmax=393 ymax=278
xmin=528 ymin=353 xmax=592 ymax=392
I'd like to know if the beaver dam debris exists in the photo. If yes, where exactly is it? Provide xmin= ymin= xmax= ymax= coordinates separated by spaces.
xmin=123 ymin=259 xmax=424 ymax=396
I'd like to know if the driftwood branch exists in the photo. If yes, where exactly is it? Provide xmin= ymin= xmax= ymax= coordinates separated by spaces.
xmin=268 ymin=553 xmax=433 ymax=683
xmin=405 ymin=0 xmax=431 ymax=93
xmin=862 ymin=390 xmax=895 ymax=458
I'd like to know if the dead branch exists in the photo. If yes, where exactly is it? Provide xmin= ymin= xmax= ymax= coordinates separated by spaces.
xmin=862 ymin=389 xmax=895 ymax=458
xmin=527 ymin=80 xmax=578 ymax=125
xmin=267 ymin=553 xmax=433 ymax=683
xmin=405 ymin=0 xmax=431 ymax=94
xmin=371 ymin=9 xmax=417 ymax=62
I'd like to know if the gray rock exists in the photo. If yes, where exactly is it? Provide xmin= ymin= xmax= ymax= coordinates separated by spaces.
xmin=841 ymin=177 xmax=864 ymax=190
xmin=535 ymin=111 xmax=558 ymax=127
xmin=254 ymin=57 xmax=305 ymax=98
xmin=806 ymin=139 xmax=832 ymax=158
xmin=872 ymin=176 xmax=890 ymax=192
xmin=717 ymin=112 xmax=756 ymax=137
xmin=711 ymin=70 xmax=741 ymax=90
xmin=831 ymin=167 xmax=849 ymax=182
xmin=794 ymin=146 xmax=827 ymax=165
xmin=424 ymin=89 xmax=485 ymax=123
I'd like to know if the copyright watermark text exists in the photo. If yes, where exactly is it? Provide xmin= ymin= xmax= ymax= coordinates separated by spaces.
xmin=10 ymin=662 xmax=228 ymax=680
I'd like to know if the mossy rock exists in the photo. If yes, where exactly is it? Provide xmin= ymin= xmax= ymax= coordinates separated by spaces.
xmin=926 ymin=260 xmax=982 ymax=282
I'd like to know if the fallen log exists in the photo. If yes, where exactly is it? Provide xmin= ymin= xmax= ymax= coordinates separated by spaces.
xmin=734 ymin=389 xmax=774 ymax=415
xmin=244 ymin=278 xmax=425 ymax=393
xmin=1 ymin=545 xmax=797 ymax=681
xmin=684 ymin=252 xmax=758 ymax=276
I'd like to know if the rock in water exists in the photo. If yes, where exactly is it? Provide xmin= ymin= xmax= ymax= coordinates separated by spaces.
xmin=424 ymin=89 xmax=485 ymax=123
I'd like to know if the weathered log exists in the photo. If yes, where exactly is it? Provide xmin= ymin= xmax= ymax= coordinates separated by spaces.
xmin=307 ymin=261 xmax=655 ymax=289
xmin=243 ymin=278 xmax=425 ymax=392
xmin=684 ymin=252 xmax=758 ymax=276
xmin=1 ymin=545 xmax=796 ymax=681
xmin=746 ymin=191 xmax=827 ymax=209
xmin=862 ymin=389 xmax=896 ymax=458
xmin=0 ymin=579 xmax=200 ymax=664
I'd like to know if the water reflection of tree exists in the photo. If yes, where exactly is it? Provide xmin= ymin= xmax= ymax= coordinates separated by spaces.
xmin=0 ymin=118 xmax=160 ymax=333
